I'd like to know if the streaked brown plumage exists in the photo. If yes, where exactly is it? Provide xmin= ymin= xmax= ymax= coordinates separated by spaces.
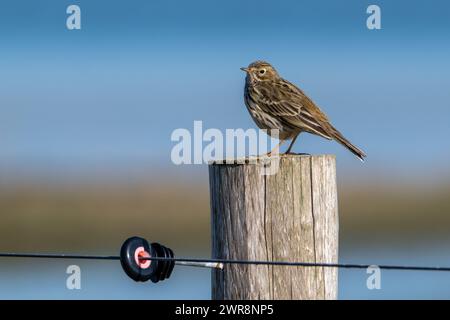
xmin=241 ymin=61 xmax=366 ymax=161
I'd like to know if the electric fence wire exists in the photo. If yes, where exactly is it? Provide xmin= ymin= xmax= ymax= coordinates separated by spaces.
xmin=1 ymin=252 xmax=450 ymax=272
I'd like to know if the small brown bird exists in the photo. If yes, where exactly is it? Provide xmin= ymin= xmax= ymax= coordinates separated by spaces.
xmin=241 ymin=61 xmax=366 ymax=161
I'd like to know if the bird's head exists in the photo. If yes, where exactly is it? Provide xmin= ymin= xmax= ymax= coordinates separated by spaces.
xmin=241 ymin=61 xmax=279 ymax=83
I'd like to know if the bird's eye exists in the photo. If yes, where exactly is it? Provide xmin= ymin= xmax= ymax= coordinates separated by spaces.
xmin=259 ymin=69 xmax=266 ymax=75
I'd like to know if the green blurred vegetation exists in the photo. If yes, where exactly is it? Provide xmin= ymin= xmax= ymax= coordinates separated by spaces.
xmin=1 ymin=177 xmax=450 ymax=253
xmin=0 ymin=181 xmax=211 ymax=253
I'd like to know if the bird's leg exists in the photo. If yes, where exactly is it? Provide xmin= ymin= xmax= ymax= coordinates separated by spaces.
xmin=265 ymin=139 xmax=285 ymax=157
xmin=285 ymin=133 xmax=300 ymax=154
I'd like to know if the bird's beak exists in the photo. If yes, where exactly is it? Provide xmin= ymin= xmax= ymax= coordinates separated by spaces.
xmin=240 ymin=67 xmax=249 ymax=72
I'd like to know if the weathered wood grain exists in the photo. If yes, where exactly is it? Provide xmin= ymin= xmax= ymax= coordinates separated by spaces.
xmin=209 ymin=155 xmax=339 ymax=300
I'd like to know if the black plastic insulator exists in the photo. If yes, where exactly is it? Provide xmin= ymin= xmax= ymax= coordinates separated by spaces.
xmin=120 ymin=236 xmax=175 ymax=283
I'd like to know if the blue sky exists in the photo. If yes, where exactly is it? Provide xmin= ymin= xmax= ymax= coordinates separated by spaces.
xmin=0 ymin=0 xmax=449 ymax=177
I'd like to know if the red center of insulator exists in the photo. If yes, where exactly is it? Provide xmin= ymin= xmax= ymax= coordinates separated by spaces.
xmin=134 ymin=246 xmax=151 ymax=269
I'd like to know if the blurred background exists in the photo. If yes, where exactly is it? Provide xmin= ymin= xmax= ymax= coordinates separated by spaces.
xmin=1 ymin=0 xmax=450 ymax=299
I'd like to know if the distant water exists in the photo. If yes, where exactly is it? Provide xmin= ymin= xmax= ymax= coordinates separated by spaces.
xmin=1 ymin=242 xmax=450 ymax=299
xmin=339 ymin=241 xmax=450 ymax=299
xmin=0 ymin=259 xmax=210 ymax=299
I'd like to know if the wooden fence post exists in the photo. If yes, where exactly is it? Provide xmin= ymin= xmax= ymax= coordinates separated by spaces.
xmin=208 ymin=154 xmax=339 ymax=300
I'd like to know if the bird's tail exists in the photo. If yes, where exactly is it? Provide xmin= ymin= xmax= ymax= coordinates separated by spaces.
xmin=329 ymin=126 xmax=366 ymax=162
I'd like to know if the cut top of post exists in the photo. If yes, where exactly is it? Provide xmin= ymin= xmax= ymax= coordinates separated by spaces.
xmin=208 ymin=154 xmax=336 ymax=165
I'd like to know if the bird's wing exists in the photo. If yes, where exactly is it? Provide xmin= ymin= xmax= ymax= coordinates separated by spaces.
xmin=254 ymin=79 xmax=333 ymax=140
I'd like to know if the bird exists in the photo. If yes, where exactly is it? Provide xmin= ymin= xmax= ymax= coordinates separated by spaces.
xmin=241 ymin=60 xmax=366 ymax=161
